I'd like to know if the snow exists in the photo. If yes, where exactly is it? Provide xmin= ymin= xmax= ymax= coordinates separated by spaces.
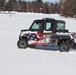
xmin=0 ymin=12 xmax=76 ymax=75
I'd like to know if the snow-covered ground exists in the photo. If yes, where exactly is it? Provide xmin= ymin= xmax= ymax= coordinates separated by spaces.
xmin=0 ymin=12 xmax=76 ymax=75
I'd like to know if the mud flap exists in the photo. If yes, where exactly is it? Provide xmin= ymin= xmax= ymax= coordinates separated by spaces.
xmin=73 ymin=43 xmax=76 ymax=49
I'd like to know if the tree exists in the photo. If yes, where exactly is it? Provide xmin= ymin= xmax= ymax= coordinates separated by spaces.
xmin=43 ymin=2 xmax=48 ymax=13
xmin=6 ymin=0 xmax=17 ymax=11
xmin=0 ymin=0 xmax=6 ymax=11
xmin=61 ymin=0 xmax=76 ymax=17
xmin=35 ymin=0 xmax=43 ymax=13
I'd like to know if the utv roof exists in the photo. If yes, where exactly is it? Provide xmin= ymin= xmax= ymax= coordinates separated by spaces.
xmin=56 ymin=20 xmax=65 ymax=24
xmin=42 ymin=18 xmax=55 ymax=21
xmin=34 ymin=18 xmax=65 ymax=23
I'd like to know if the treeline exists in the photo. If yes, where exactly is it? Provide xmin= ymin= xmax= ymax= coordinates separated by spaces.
xmin=0 ymin=0 xmax=61 ymax=13
xmin=60 ymin=0 xmax=76 ymax=17
xmin=0 ymin=0 xmax=76 ymax=17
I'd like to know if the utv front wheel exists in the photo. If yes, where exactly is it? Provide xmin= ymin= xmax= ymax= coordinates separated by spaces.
xmin=59 ymin=43 xmax=69 ymax=52
xmin=17 ymin=39 xmax=28 ymax=49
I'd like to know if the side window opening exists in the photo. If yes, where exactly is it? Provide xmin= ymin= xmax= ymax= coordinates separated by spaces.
xmin=32 ymin=23 xmax=39 ymax=30
xmin=46 ymin=23 xmax=51 ymax=30
xmin=31 ymin=21 xmax=41 ymax=31
xmin=45 ymin=22 xmax=53 ymax=31
xmin=57 ymin=23 xmax=65 ymax=30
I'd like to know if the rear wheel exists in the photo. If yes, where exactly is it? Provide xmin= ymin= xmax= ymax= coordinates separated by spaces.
xmin=59 ymin=43 xmax=69 ymax=52
xmin=17 ymin=39 xmax=28 ymax=49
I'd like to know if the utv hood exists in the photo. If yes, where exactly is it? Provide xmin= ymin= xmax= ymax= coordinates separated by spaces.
xmin=21 ymin=29 xmax=28 ymax=32
xmin=20 ymin=29 xmax=29 ymax=36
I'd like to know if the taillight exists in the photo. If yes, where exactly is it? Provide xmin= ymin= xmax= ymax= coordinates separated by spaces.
xmin=71 ymin=33 xmax=74 ymax=37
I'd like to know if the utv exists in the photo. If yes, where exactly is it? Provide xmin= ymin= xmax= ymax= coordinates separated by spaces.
xmin=17 ymin=18 xmax=76 ymax=52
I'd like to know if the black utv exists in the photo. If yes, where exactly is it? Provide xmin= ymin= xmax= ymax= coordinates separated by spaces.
xmin=17 ymin=18 xmax=76 ymax=52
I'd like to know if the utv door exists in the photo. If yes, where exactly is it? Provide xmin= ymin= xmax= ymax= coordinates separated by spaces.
xmin=28 ymin=20 xmax=43 ymax=45
xmin=43 ymin=21 xmax=57 ymax=46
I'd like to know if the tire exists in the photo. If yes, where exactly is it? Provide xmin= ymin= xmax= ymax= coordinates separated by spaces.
xmin=17 ymin=39 xmax=28 ymax=49
xmin=59 ymin=43 xmax=70 ymax=52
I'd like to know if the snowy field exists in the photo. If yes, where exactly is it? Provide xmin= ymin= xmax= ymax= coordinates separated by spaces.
xmin=0 ymin=12 xmax=76 ymax=75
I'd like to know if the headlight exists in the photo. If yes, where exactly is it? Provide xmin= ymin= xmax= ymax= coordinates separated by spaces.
xmin=20 ymin=32 xmax=25 ymax=36
xmin=20 ymin=31 xmax=28 ymax=36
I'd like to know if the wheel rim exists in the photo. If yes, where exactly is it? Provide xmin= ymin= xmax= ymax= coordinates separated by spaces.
xmin=61 ymin=45 xmax=67 ymax=51
xmin=20 ymin=41 xmax=26 ymax=48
